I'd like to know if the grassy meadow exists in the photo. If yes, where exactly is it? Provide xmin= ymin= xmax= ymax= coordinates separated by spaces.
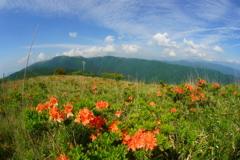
xmin=0 ymin=75 xmax=240 ymax=159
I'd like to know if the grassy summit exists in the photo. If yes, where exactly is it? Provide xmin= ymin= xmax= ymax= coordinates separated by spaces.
xmin=0 ymin=75 xmax=239 ymax=159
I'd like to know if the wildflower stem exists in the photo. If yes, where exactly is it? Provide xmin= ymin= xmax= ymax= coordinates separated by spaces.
xmin=22 ymin=24 xmax=40 ymax=107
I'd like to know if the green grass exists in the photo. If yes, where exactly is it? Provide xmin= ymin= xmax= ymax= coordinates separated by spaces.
xmin=0 ymin=75 xmax=240 ymax=159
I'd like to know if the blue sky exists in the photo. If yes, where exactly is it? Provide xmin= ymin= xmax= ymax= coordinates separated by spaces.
xmin=1 ymin=0 xmax=240 ymax=75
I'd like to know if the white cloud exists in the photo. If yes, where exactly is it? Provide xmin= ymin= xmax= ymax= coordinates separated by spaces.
xmin=37 ymin=53 xmax=46 ymax=61
xmin=18 ymin=52 xmax=33 ymax=64
xmin=182 ymin=47 xmax=206 ymax=57
xmin=226 ymin=59 xmax=240 ymax=64
xmin=169 ymin=50 xmax=176 ymax=56
xmin=0 ymin=0 xmax=7 ymax=9
xmin=69 ymin=32 xmax=77 ymax=37
xmin=63 ymin=45 xmax=116 ymax=57
xmin=183 ymin=47 xmax=198 ymax=54
xmin=213 ymin=46 xmax=224 ymax=52
xmin=161 ymin=48 xmax=176 ymax=57
xmin=18 ymin=56 xmax=27 ymax=64
xmin=148 ymin=33 xmax=178 ymax=48
xmin=183 ymin=38 xmax=207 ymax=49
xmin=103 ymin=45 xmax=116 ymax=52
xmin=118 ymin=36 xmax=124 ymax=40
xmin=122 ymin=44 xmax=141 ymax=54
xmin=104 ymin=35 xmax=115 ymax=43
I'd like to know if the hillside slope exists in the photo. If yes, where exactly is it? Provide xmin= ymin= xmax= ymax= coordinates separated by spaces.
xmin=7 ymin=56 xmax=239 ymax=85
xmin=162 ymin=60 xmax=240 ymax=78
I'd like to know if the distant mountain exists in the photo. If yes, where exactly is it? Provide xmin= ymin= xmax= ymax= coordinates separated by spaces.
xmin=159 ymin=60 xmax=240 ymax=78
xmin=7 ymin=56 xmax=239 ymax=85
xmin=209 ymin=61 xmax=240 ymax=70
xmin=7 ymin=66 xmax=76 ymax=80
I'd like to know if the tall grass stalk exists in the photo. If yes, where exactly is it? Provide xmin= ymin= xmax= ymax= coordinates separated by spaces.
xmin=22 ymin=24 xmax=40 ymax=107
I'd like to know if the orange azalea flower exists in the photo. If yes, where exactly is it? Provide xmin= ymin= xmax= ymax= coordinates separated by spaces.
xmin=220 ymin=92 xmax=225 ymax=96
xmin=122 ymin=134 xmax=131 ymax=145
xmin=156 ymin=120 xmax=162 ymax=125
xmin=96 ymin=101 xmax=109 ymax=110
xmin=108 ymin=120 xmax=120 ymax=132
xmin=196 ymin=79 xmax=206 ymax=85
xmin=199 ymin=93 xmax=205 ymax=99
xmin=74 ymin=108 xmax=94 ymax=125
xmin=88 ymin=116 xmax=107 ymax=130
xmin=49 ymin=95 xmax=58 ymax=104
xmin=171 ymin=108 xmax=177 ymax=113
xmin=56 ymin=154 xmax=70 ymax=160
xmin=29 ymin=106 xmax=35 ymax=110
xmin=62 ymin=92 xmax=68 ymax=95
xmin=128 ymin=96 xmax=133 ymax=100
xmin=63 ymin=102 xmax=74 ymax=118
xmin=190 ymin=108 xmax=197 ymax=112
xmin=67 ymin=142 xmax=73 ymax=149
xmin=144 ymin=131 xmax=158 ymax=151
xmin=190 ymin=91 xmax=206 ymax=101
xmin=213 ymin=83 xmax=220 ymax=88
xmin=74 ymin=97 xmax=81 ymax=100
xmin=90 ymin=133 xmax=97 ymax=141
xmin=150 ymin=102 xmax=156 ymax=107
xmin=174 ymin=89 xmax=184 ymax=94
xmin=92 ymin=90 xmax=98 ymax=94
xmin=115 ymin=110 xmax=123 ymax=117
xmin=36 ymin=103 xmax=46 ymax=113
xmin=125 ymin=102 xmax=129 ymax=106
xmin=156 ymin=91 xmax=162 ymax=96
xmin=44 ymin=101 xmax=53 ymax=109
xmin=152 ymin=128 xmax=160 ymax=134
xmin=184 ymin=83 xmax=194 ymax=91
xmin=231 ymin=91 xmax=238 ymax=95
xmin=123 ymin=129 xmax=157 ymax=151
xmin=49 ymin=107 xmax=65 ymax=123
xmin=91 ymin=86 xmax=97 ymax=90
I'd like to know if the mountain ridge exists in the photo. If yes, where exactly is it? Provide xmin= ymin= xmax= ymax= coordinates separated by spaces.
xmin=7 ymin=55 xmax=240 ymax=85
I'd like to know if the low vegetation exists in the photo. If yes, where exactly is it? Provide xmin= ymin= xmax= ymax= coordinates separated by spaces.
xmin=0 ymin=75 xmax=239 ymax=159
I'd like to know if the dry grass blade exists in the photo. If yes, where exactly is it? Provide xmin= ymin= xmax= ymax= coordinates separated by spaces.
xmin=22 ymin=24 xmax=40 ymax=107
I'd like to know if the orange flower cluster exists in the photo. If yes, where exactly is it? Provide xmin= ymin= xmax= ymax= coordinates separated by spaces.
xmin=183 ymin=83 xmax=206 ymax=102
xmin=190 ymin=108 xmax=197 ymax=112
xmin=108 ymin=120 xmax=120 ymax=132
xmin=91 ymin=86 xmax=97 ymax=90
xmin=36 ymin=95 xmax=74 ymax=123
xmin=184 ymin=83 xmax=194 ymax=91
xmin=196 ymin=79 xmax=206 ymax=85
xmin=75 ymin=107 xmax=107 ymax=130
xmin=150 ymin=102 xmax=156 ymax=107
xmin=91 ymin=86 xmax=98 ymax=94
xmin=174 ymin=89 xmax=184 ymax=94
xmin=190 ymin=90 xmax=206 ymax=101
xmin=95 ymin=100 xmax=109 ymax=110
xmin=171 ymin=108 xmax=177 ymax=113
xmin=115 ymin=110 xmax=124 ymax=117
xmin=56 ymin=154 xmax=70 ymax=160
xmin=128 ymin=96 xmax=133 ymax=100
xmin=122 ymin=129 xmax=157 ymax=151
xmin=213 ymin=83 xmax=220 ymax=88
xmin=156 ymin=91 xmax=162 ymax=96
xmin=231 ymin=91 xmax=238 ymax=95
